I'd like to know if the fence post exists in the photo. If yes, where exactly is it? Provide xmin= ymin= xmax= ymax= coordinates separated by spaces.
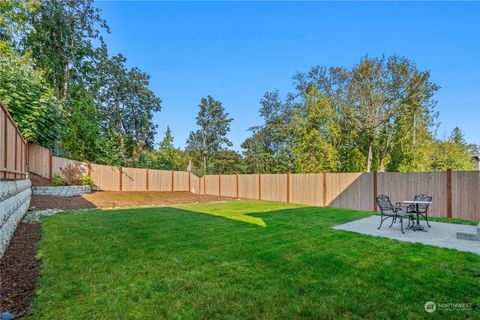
xmin=119 ymin=167 xmax=123 ymax=191
xmin=171 ymin=170 xmax=174 ymax=192
xmin=146 ymin=168 xmax=149 ymax=191
xmin=323 ymin=172 xmax=327 ymax=207
xmin=48 ymin=149 xmax=53 ymax=181
xmin=287 ymin=171 xmax=291 ymax=203
xmin=188 ymin=171 xmax=191 ymax=192
xmin=14 ymin=132 xmax=17 ymax=179
xmin=3 ymin=109 xmax=7 ymax=179
xmin=236 ymin=173 xmax=239 ymax=198
xmin=26 ymin=142 xmax=29 ymax=175
xmin=258 ymin=173 xmax=262 ymax=200
xmin=373 ymin=171 xmax=378 ymax=212
xmin=447 ymin=169 xmax=452 ymax=218
xmin=87 ymin=163 xmax=92 ymax=177
xmin=218 ymin=174 xmax=221 ymax=196
xmin=203 ymin=175 xmax=206 ymax=194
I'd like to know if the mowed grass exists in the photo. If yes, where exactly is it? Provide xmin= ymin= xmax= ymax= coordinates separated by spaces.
xmin=31 ymin=200 xmax=480 ymax=319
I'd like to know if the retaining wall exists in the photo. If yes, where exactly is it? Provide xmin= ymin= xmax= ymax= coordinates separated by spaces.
xmin=0 ymin=179 xmax=31 ymax=257
xmin=32 ymin=185 xmax=91 ymax=196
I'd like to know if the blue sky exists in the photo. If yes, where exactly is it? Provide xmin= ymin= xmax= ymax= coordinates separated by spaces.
xmin=94 ymin=1 xmax=480 ymax=150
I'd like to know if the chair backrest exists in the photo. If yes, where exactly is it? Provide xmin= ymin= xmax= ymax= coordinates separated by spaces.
xmin=376 ymin=195 xmax=394 ymax=213
xmin=414 ymin=194 xmax=432 ymax=212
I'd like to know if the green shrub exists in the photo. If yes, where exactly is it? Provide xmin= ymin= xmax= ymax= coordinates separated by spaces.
xmin=81 ymin=175 xmax=94 ymax=187
xmin=52 ymin=174 xmax=66 ymax=186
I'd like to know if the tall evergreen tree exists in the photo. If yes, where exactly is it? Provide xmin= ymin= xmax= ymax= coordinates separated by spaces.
xmin=153 ymin=127 xmax=183 ymax=170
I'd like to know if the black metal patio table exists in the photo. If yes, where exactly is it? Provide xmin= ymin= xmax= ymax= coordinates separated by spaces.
xmin=402 ymin=200 xmax=432 ymax=232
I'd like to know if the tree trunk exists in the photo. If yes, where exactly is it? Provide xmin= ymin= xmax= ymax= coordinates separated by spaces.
xmin=366 ymin=144 xmax=373 ymax=172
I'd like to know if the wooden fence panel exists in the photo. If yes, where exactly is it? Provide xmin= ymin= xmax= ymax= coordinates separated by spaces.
xmin=0 ymin=104 xmax=31 ymax=179
xmin=174 ymin=171 xmax=190 ymax=191
xmin=377 ymin=172 xmax=447 ymax=217
xmin=28 ymin=143 xmax=50 ymax=179
xmin=90 ymin=164 xmax=120 ymax=191
xmin=326 ymin=173 xmax=374 ymax=212
xmin=190 ymin=173 xmax=201 ymax=194
xmin=220 ymin=174 xmax=237 ymax=197
xmin=238 ymin=174 xmax=259 ymax=199
xmin=204 ymin=175 xmax=220 ymax=195
xmin=261 ymin=174 xmax=287 ymax=202
xmin=122 ymin=167 xmax=147 ymax=191
xmin=52 ymin=156 xmax=87 ymax=175
xmin=148 ymin=169 xmax=173 ymax=191
xmin=452 ymin=171 xmax=480 ymax=220
xmin=199 ymin=175 xmax=205 ymax=194
xmin=290 ymin=173 xmax=324 ymax=206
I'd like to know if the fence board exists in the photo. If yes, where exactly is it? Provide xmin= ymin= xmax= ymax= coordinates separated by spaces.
xmin=190 ymin=173 xmax=200 ymax=194
xmin=0 ymin=104 xmax=28 ymax=179
xmin=122 ymin=167 xmax=147 ymax=191
xmin=220 ymin=175 xmax=237 ymax=197
xmin=290 ymin=173 xmax=324 ymax=206
xmin=377 ymin=172 xmax=447 ymax=217
xmin=327 ymin=172 xmax=374 ymax=211
xmin=452 ymin=171 xmax=480 ymax=220
xmin=28 ymin=143 xmax=50 ymax=178
xmin=90 ymin=164 xmax=120 ymax=191
xmin=261 ymin=174 xmax=287 ymax=202
xmin=174 ymin=171 xmax=190 ymax=191
xmin=147 ymin=169 xmax=173 ymax=191
xmin=238 ymin=174 xmax=259 ymax=199
xmin=204 ymin=175 xmax=220 ymax=195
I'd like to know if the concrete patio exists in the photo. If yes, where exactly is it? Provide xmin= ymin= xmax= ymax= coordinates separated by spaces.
xmin=333 ymin=216 xmax=480 ymax=255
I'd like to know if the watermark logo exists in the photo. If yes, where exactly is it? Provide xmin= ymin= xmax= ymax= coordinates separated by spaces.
xmin=424 ymin=301 xmax=473 ymax=313
xmin=425 ymin=301 xmax=436 ymax=313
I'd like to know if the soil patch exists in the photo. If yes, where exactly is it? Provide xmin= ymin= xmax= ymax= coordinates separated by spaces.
xmin=82 ymin=191 xmax=233 ymax=208
xmin=28 ymin=173 xmax=51 ymax=187
xmin=30 ymin=195 xmax=97 ymax=210
xmin=0 ymin=223 xmax=41 ymax=318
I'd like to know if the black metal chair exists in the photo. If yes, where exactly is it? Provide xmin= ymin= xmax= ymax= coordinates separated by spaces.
xmin=411 ymin=194 xmax=433 ymax=227
xmin=377 ymin=195 xmax=414 ymax=234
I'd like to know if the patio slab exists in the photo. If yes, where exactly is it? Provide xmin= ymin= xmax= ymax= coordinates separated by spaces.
xmin=333 ymin=216 xmax=480 ymax=255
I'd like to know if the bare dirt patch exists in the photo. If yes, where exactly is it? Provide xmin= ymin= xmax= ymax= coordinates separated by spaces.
xmin=28 ymin=173 xmax=51 ymax=187
xmin=0 ymin=223 xmax=41 ymax=318
xmin=82 ymin=191 xmax=233 ymax=208
xmin=30 ymin=195 xmax=97 ymax=210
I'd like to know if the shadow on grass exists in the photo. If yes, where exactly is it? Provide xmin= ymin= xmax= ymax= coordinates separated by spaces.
xmin=88 ymin=201 xmax=371 ymax=230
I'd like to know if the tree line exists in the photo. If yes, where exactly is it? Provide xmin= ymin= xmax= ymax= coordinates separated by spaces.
xmin=1 ymin=1 xmax=476 ymax=175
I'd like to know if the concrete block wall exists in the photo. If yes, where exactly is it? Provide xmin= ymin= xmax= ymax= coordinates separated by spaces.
xmin=32 ymin=185 xmax=91 ymax=196
xmin=0 ymin=180 xmax=32 ymax=258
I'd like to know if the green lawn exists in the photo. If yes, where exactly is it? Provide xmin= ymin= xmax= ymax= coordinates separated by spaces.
xmin=31 ymin=200 xmax=480 ymax=319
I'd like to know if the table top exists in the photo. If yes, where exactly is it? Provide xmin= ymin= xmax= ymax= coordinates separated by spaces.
xmin=402 ymin=200 xmax=432 ymax=204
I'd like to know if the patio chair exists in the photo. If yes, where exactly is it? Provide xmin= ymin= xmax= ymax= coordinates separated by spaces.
xmin=411 ymin=194 xmax=433 ymax=228
xmin=376 ymin=195 xmax=414 ymax=234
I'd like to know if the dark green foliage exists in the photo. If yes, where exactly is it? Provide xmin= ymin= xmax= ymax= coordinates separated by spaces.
xmin=0 ymin=41 xmax=63 ymax=148
xmin=244 ymin=55 xmax=473 ymax=173
xmin=186 ymin=96 xmax=233 ymax=174
xmin=152 ymin=127 xmax=184 ymax=170
xmin=1 ymin=1 xmax=161 ymax=165
xmin=210 ymin=150 xmax=244 ymax=174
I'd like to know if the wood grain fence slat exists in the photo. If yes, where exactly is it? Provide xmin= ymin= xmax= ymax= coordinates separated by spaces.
xmin=0 ymin=104 xmax=27 ymax=179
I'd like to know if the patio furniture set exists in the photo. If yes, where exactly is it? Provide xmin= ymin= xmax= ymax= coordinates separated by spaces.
xmin=376 ymin=194 xmax=432 ymax=234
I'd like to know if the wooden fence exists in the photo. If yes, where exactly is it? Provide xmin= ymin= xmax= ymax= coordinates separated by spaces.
xmin=196 ymin=171 xmax=480 ymax=221
xmin=27 ymin=145 xmax=197 ymax=193
xmin=0 ymin=103 xmax=28 ymax=179
xmin=23 ymin=143 xmax=480 ymax=221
